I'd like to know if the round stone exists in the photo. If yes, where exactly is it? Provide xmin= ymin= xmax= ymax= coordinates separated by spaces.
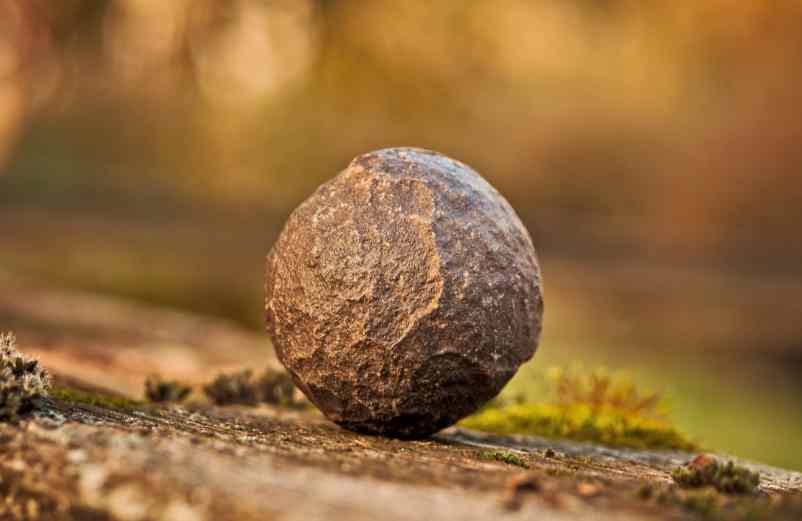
xmin=265 ymin=148 xmax=543 ymax=437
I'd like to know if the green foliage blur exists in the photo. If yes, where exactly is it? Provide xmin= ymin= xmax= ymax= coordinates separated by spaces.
xmin=462 ymin=368 xmax=697 ymax=451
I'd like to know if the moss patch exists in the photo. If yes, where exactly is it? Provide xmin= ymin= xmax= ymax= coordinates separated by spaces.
xmin=480 ymin=450 xmax=529 ymax=468
xmin=640 ymin=485 xmax=802 ymax=521
xmin=461 ymin=368 xmax=697 ymax=451
xmin=672 ymin=455 xmax=760 ymax=494
xmin=50 ymin=386 xmax=143 ymax=412
xmin=462 ymin=402 xmax=695 ymax=450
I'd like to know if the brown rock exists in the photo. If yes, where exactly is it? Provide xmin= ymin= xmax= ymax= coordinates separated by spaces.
xmin=265 ymin=148 xmax=543 ymax=437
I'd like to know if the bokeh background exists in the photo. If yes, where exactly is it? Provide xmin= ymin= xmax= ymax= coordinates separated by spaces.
xmin=2 ymin=1 xmax=802 ymax=469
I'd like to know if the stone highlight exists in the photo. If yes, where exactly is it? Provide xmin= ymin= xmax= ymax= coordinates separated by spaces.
xmin=265 ymin=148 xmax=543 ymax=437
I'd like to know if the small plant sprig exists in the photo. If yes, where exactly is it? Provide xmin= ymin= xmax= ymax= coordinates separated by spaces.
xmin=0 ymin=332 xmax=51 ymax=420
xmin=672 ymin=455 xmax=760 ymax=494
xmin=203 ymin=368 xmax=301 ymax=408
xmin=554 ymin=369 xmax=661 ymax=417
xmin=145 ymin=375 xmax=192 ymax=403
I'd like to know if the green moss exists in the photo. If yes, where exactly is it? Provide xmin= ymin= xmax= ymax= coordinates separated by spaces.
xmin=462 ymin=402 xmax=696 ymax=451
xmin=640 ymin=485 xmax=802 ymax=521
xmin=672 ymin=457 xmax=760 ymax=495
xmin=681 ymin=488 xmax=722 ymax=517
xmin=50 ymin=386 xmax=143 ymax=412
xmin=480 ymin=449 xmax=529 ymax=468
xmin=461 ymin=368 xmax=697 ymax=451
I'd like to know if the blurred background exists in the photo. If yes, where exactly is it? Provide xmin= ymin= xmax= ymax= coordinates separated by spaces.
xmin=1 ymin=0 xmax=801 ymax=469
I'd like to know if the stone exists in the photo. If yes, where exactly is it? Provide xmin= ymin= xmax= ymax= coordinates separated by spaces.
xmin=264 ymin=148 xmax=543 ymax=437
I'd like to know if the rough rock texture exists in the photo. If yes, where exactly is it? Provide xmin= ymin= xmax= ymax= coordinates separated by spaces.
xmin=265 ymin=148 xmax=543 ymax=437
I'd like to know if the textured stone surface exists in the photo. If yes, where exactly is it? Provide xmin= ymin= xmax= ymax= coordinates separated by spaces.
xmin=265 ymin=148 xmax=543 ymax=437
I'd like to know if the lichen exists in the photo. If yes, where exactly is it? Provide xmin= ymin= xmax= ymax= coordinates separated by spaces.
xmin=461 ymin=368 xmax=697 ymax=451
xmin=480 ymin=449 xmax=529 ymax=468
xmin=145 ymin=375 xmax=192 ymax=403
xmin=672 ymin=455 xmax=760 ymax=494
xmin=0 ymin=332 xmax=51 ymax=420
xmin=50 ymin=386 xmax=142 ymax=412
